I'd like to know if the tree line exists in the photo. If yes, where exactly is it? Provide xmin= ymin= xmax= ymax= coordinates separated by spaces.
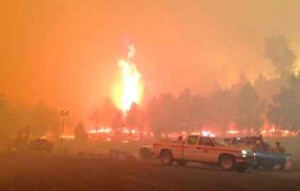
xmin=1 ymin=35 xmax=299 ymax=141
xmin=0 ymin=99 xmax=60 ymax=142
xmin=86 ymin=35 xmax=300 ymax=138
xmin=147 ymin=35 xmax=300 ymax=136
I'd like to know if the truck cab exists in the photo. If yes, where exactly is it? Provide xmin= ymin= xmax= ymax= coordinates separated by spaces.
xmin=153 ymin=135 xmax=254 ymax=172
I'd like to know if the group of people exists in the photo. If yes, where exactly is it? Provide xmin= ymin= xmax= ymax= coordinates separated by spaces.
xmin=253 ymin=136 xmax=288 ymax=170
xmin=253 ymin=137 xmax=286 ymax=155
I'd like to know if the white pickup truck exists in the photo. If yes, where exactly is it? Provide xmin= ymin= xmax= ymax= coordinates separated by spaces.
xmin=152 ymin=135 xmax=254 ymax=172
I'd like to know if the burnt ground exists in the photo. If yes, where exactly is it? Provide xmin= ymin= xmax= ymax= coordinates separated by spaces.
xmin=0 ymin=152 xmax=299 ymax=191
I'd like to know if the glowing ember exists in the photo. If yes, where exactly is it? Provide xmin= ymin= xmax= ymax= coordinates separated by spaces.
xmin=88 ymin=127 xmax=112 ymax=134
xmin=112 ymin=45 xmax=143 ymax=113
xmin=226 ymin=130 xmax=240 ymax=134
xmin=202 ymin=131 xmax=216 ymax=137
xmin=131 ymin=129 xmax=136 ymax=134
xmin=192 ymin=131 xmax=216 ymax=137
xmin=260 ymin=126 xmax=298 ymax=137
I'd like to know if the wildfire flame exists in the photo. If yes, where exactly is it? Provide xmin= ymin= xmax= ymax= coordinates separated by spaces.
xmin=112 ymin=45 xmax=143 ymax=113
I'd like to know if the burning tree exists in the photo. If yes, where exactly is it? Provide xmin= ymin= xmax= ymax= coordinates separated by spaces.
xmin=112 ymin=45 xmax=144 ymax=115
xmin=74 ymin=121 xmax=88 ymax=143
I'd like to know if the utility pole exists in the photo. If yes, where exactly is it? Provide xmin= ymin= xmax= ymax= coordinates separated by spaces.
xmin=60 ymin=110 xmax=69 ymax=149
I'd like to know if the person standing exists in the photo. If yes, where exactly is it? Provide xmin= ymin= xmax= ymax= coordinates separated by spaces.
xmin=272 ymin=142 xmax=286 ymax=154
xmin=272 ymin=142 xmax=287 ymax=170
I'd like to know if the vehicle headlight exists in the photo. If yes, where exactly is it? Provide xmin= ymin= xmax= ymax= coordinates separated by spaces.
xmin=241 ymin=150 xmax=247 ymax=157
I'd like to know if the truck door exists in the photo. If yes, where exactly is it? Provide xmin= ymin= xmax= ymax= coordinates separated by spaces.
xmin=197 ymin=137 xmax=216 ymax=162
xmin=183 ymin=135 xmax=199 ymax=161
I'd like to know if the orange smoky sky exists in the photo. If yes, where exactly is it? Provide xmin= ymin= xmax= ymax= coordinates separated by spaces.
xmin=1 ymin=0 xmax=300 ymax=120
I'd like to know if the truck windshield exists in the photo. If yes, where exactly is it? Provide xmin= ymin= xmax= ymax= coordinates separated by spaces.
xmin=214 ymin=138 xmax=227 ymax=146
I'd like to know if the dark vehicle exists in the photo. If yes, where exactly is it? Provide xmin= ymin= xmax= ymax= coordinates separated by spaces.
xmin=226 ymin=136 xmax=291 ymax=170
xmin=29 ymin=139 xmax=53 ymax=153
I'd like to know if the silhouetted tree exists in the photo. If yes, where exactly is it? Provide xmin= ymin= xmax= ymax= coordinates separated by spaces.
xmin=175 ymin=89 xmax=206 ymax=132
xmin=266 ymin=104 xmax=282 ymax=132
xmin=265 ymin=35 xmax=297 ymax=78
xmin=0 ymin=95 xmax=11 ymax=141
xmin=206 ymin=89 xmax=236 ymax=132
xmin=125 ymin=103 xmax=139 ymax=128
xmin=90 ymin=109 xmax=101 ymax=132
xmin=111 ymin=110 xmax=124 ymax=130
xmin=175 ymin=89 xmax=193 ymax=131
xmin=100 ymin=99 xmax=118 ymax=126
xmin=267 ymin=75 xmax=300 ymax=131
xmin=236 ymin=82 xmax=265 ymax=134
xmin=147 ymin=94 xmax=177 ymax=139
xmin=29 ymin=102 xmax=60 ymax=137
xmin=90 ymin=99 xmax=118 ymax=130
xmin=231 ymin=72 xmax=248 ymax=95
xmin=74 ymin=121 xmax=88 ymax=142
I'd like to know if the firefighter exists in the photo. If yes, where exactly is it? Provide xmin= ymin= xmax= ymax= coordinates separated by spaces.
xmin=253 ymin=140 xmax=265 ymax=152
xmin=272 ymin=142 xmax=287 ymax=170
xmin=272 ymin=142 xmax=286 ymax=154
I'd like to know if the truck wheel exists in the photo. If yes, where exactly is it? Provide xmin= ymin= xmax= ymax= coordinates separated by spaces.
xmin=220 ymin=155 xmax=235 ymax=171
xmin=177 ymin=160 xmax=188 ymax=166
xmin=161 ymin=150 xmax=173 ymax=165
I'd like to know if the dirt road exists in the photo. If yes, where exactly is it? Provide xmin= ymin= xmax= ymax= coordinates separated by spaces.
xmin=0 ymin=152 xmax=299 ymax=191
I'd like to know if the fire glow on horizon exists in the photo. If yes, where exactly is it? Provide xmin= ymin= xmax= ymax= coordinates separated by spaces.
xmin=112 ymin=45 xmax=144 ymax=113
